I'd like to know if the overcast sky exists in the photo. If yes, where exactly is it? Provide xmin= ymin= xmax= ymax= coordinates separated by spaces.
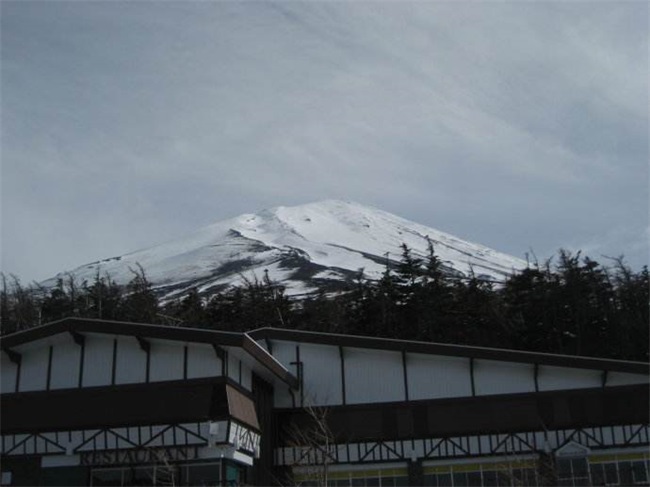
xmin=1 ymin=1 xmax=648 ymax=283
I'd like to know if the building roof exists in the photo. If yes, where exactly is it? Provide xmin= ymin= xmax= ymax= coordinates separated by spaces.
xmin=2 ymin=318 xmax=646 ymax=377
xmin=248 ymin=327 xmax=650 ymax=375
xmin=0 ymin=318 xmax=298 ymax=388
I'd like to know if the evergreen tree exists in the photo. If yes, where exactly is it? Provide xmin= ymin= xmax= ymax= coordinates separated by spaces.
xmin=120 ymin=264 xmax=159 ymax=323
xmin=173 ymin=288 xmax=207 ymax=327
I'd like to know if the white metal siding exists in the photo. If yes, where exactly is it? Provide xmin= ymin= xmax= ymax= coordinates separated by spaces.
xmin=537 ymin=365 xmax=601 ymax=391
xmin=606 ymin=372 xmax=648 ymax=387
xmin=345 ymin=347 xmax=404 ymax=404
xmin=474 ymin=359 xmax=535 ymax=396
xmin=1 ymin=354 xmax=17 ymax=393
xmin=186 ymin=343 xmax=222 ymax=379
xmin=240 ymin=363 xmax=252 ymax=391
xmin=19 ymin=343 xmax=50 ymax=392
xmin=270 ymin=341 xmax=297 ymax=408
xmin=149 ymin=339 xmax=184 ymax=382
xmin=227 ymin=352 xmax=240 ymax=384
xmin=82 ymin=334 xmax=114 ymax=387
xmin=114 ymin=336 xmax=147 ymax=384
xmin=407 ymin=353 xmax=472 ymax=400
xmin=49 ymin=338 xmax=81 ymax=390
xmin=299 ymin=343 xmax=342 ymax=406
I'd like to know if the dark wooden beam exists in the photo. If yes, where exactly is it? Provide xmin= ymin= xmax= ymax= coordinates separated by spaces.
xmin=69 ymin=331 xmax=85 ymax=346
xmin=402 ymin=350 xmax=409 ymax=402
xmin=46 ymin=346 xmax=53 ymax=391
xmin=136 ymin=336 xmax=150 ymax=353
xmin=339 ymin=346 xmax=347 ymax=405
xmin=3 ymin=348 xmax=21 ymax=365
xmin=212 ymin=344 xmax=226 ymax=361
xmin=111 ymin=339 xmax=118 ymax=385
xmin=469 ymin=357 xmax=476 ymax=397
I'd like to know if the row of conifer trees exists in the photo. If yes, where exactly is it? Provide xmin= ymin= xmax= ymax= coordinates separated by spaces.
xmin=1 ymin=247 xmax=647 ymax=362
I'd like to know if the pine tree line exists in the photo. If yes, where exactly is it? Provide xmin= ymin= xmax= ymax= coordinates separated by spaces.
xmin=1 ymin=248 xmax=647 ymax=361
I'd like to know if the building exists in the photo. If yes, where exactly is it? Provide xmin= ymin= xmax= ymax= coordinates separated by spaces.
xmin=1 ymin=318 xmax=648 ymax=486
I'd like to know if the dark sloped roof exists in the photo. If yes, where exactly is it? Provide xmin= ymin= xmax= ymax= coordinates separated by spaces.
xmin=0 ymin=318 xmax=298 ymax=388
xmin=248 ymin=327 xmax=649 ymax=375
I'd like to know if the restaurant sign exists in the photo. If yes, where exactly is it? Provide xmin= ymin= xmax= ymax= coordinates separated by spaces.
xmin=80 ymin=446 xmax=198 ymax=466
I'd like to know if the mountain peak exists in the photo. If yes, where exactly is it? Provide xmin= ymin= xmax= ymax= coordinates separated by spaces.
xmin=41 ymin=202 xmax=527 ymax=299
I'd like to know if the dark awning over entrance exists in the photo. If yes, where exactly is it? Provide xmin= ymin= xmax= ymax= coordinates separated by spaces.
xmin=1 ymin=378 xmax=259 ymax=435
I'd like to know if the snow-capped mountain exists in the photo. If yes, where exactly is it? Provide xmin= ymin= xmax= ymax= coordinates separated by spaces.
xmin=41 ymin=201 xmax=527 ymax=300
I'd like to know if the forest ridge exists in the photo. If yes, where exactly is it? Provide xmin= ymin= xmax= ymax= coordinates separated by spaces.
xmin=2 ymin=245 xmax=647 ymax=362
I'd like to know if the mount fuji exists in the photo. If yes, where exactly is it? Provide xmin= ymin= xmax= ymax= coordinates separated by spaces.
xmin=41 ymin=201 xmax=527 ymax=300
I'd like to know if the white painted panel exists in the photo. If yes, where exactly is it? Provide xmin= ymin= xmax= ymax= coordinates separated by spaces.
xmin=270 ymin=341 xmax=297 ymax=407
xmin=345 ymin=347 xmax=404 ymax=404
xmin=407 ymin=353 xmax=472 ymax=400
xmin=19 ymin=344 xmax=50 ymax=392
xmin=299 ymin=343 xmax=342 ymax=406
xmin=607 ymin=372 xmax=648 ymax=387
xmin=41 ymin=455 xmax=81 ymax=467
xmin=50 ymin=338 xmax=81 ymax=390
xmin=1 ymin=354 xmax=17 ymax=393
xmin=227 ymin=353 xmax=240 ymax=383
xmin=474 ymin=359 xmax=535 ymax=396
xmin=114 ymin=336 xmax=147 ymax=384
xmin=82 ymin=334 xmax=114 ymax=387
xmin=538 ymin=365 xmax=601 ymax=391
xmin=240 ymin=363 xmax=252 ymax=391
xmin=187 ymin=343 xmax=222 ymax=379
xmin=149 ymin=339 xmax=184 ymax=382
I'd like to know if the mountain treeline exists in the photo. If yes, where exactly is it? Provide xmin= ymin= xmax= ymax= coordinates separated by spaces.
xmin=1 ymin=247 xmax=647 ymax=362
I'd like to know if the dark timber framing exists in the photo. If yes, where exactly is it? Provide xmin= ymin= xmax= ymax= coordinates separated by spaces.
xmin=402 ymin=350 xmax=409 ymax=401
xmin=469 ymin=357 xmax=476 ymax=397
xmin=3 ymin=348 xmax=21 ymax=365
xmin=183 ymin=345 xmax=189 ymax=380
xmin=111 ymin=338 xmax=118 ymax=385
xmin=290 ymin=345 xmax=304 ymax=407
xmin=69 ymin=331 xmax=85 ymax=347
xmin=45 ymin=346 xmax=53 ymax=391
xmin=339 ymin=346 xmax=347 ymax=405
xmin=212 ymin=344 xmax=226 ymax=377
xmin=137 ymin=337 xmax=151 ymax=383
xmin=77 ymin=338 xmax=85 ymax=388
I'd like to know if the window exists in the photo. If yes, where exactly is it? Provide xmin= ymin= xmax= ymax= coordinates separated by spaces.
xmin=557 ymin=457 xmax=590 ymax=486
xmin=90 ymin=462 xmax=224 ymax=487
xmin=308 ymin=469 xmax=407 ymax=487
xmin=422 ymin=462 xmax=539 ymax=486
xmin=590 ymin=459 xmax=649 ymax=486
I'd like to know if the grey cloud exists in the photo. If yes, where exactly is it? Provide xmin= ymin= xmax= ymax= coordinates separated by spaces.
xmin=2 ymin=1 xmax=647 ymax=282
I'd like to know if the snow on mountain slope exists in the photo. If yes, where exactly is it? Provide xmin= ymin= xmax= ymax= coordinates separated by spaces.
xmin=40 ymin=200 xmax=527 ymax=299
